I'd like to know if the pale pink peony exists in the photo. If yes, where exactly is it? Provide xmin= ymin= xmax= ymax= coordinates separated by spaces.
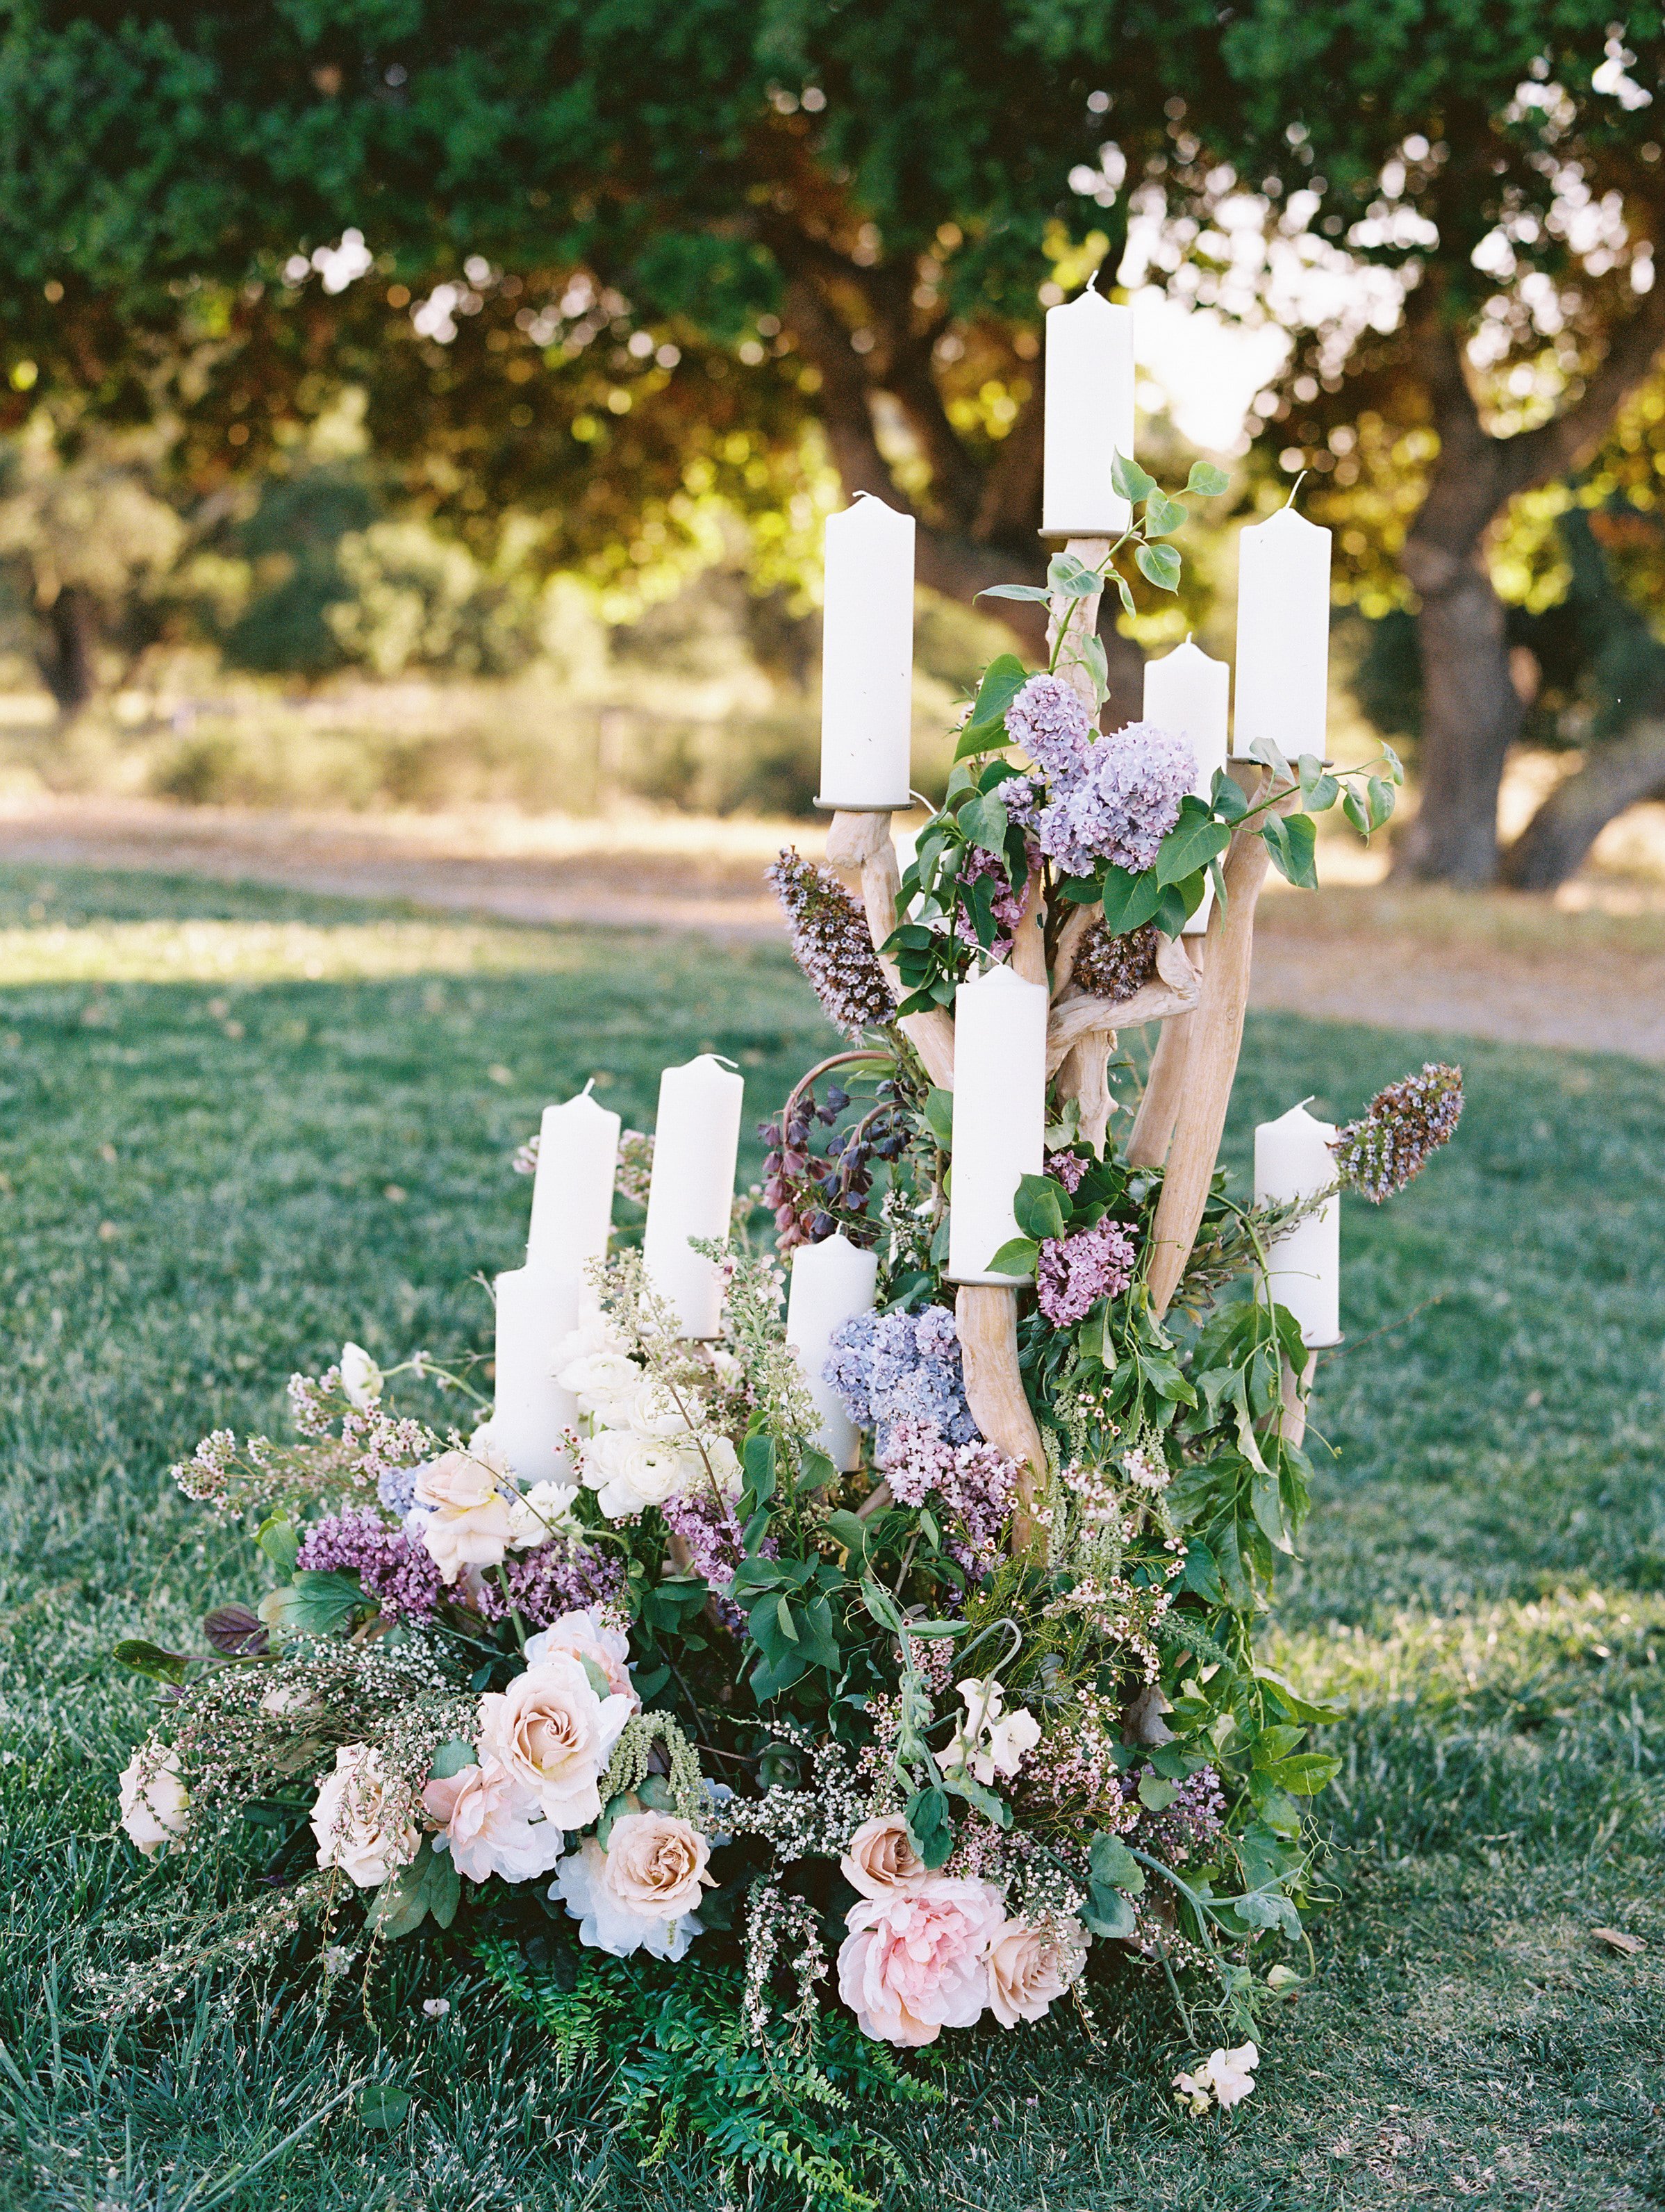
xmin=987 ymin=1915 xmax=1088 ymax=2027
xmin=415 ymin=1445 xmax=517 ymax=1583
xmin=840 ymin=1813 xmax=928 ymax=1899
xmin=836 ymin=1876 xmax=1005 ymax=2046
xmin=421 ymin=1758 xmax=565 ymax=1884
xmin=117 ymin=1742 xmax=189 ymax=1854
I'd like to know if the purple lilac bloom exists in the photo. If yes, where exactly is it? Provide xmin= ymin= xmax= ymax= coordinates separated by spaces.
xmin=884 ymin=1425 xmax=1016 ymax=1572
xmin=1126 ymin=1764 xmax=1225 ymax=1863
xmin=1036 ymin=1220 xmax=1138 ymax=1327
xmin=1036 ymin=720 xmax=1195 ymax=880
xmin=472 ymin=1544 xmax=624 ymax=1629
xmin=1048 ymin=1150 xmax=1089 ymax=1195
xmin=1006 ymin=674 xmax=1095 ymax=784
xmin=297 ymin=1507 xmax=445 ymax=1621
xmin=952 ymin=845 xmax=1028 ymax=956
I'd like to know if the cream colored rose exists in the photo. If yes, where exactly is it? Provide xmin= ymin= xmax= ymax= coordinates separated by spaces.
xmin=987 ymin=1915 xmax=1088 ymax=2028
xmin=421 ymin=1757 xmax=565 ymax=1885
xmin=309 ymin=1745 xmax=420 ymax=1888
xmin=416 ymin=1446 xmax=516 ymax=1583
xmin=117 ymin=1743 xmax=189 ymax=1854
xmin=840 ymin=1813 xmax=927 ymax=1899
xmin=477 ymin=1653 xmax=633 ymax=1828
xmin=524 ymin=1608 xmax=638 ymax=1706
xmin=601 ymin=1812 xmax=715 ymax=1921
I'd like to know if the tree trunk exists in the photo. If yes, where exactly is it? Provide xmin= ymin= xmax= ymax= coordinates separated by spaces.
xmin=1393 ymin=549 xmax=1523 ymax=884
xmin=37 ymin=584 xmax=99 ymax=716
xmin=1500 ymin=718 xmax=1665 ymax=889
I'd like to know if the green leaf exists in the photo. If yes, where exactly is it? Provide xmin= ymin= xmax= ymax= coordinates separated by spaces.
xmin=1179 ymin=1542 xmax=1225 ymax=1603
xmin=956 ymin=790 xmax=1010 ymax=854
xmin=1250 ymin=1468 xmax=1293 ymax=1555
xmin=975 ymin=581 xmax=1053 ymax=606
xmin=1341 ymin=784 xmax=1369 ymax=838
xmin=1081 ymin=1882 xmax=1136 ymax=1940
xmin=741 ymin=1429 xmax=776 ymax=1510
xmin=1259 ymin=811 xmax=1318 ymax=889
xmin=364 ymin=1837 xmax=461 ymax=1941
xmin=1137 ymin=1773 xmax=1177 ymax=1811
xmin=1047 ymin=552 xmax=1103 ymax=599
xmin=859 ymin=1578 xmax=905 ymax=1637
xmin=798 ymin=1444 xmax=838 ymax=1496
xmin=1366 ymin=773 xmax=1396 ymax=829
xmin=358 ymin=2086 xmax=412 ymax=2132
xmin=1111 ymin=449 xmax=1157 ymax=502
xmin=429 ymin=1739 xmax=477 ymax=1780
xmin=1264 ymin=1752 xmax=1341 ymax=1797
xmin=1232 ymin=1886 xmax=1302 ymax=1938
xmin=1144 ymin=489 xmax=1187 ymax=537
xmin=1382 ymin=740 xmax=1405 ymax=786
xmin=1013 ymin=1172 xmax=1067 ymax=1243
xmin=257 ymin=1516 xmax=299 ymax=1577
xmin=1089 ymin=1833 xmax=1145 ymax=1895
xmin=1057 ymin=874 xmax=1104 ymax=905
xmin=822 ymin=1509 xmax=875 ymax=1571
xmin=773 ymin=1594 xmax=800 ymax=1644
xmin=113 ymin=1637 xmax=192 ymax=1685
xmin=953 ymin=650 xmax=1030 ymax=758
xmin=1154 ymin=799 xmax=1232 ymax=887
xmin=1115 ymin=572 xmax=1136 ymax=616
xmin=1134 ymin=540 xmax=1182 ymax=593
xmin=258 ymin=1570 xmax=366 ymax=1640
xmin=1251 ymin=1724 xmax=1307 ymax=1767
xmin=1097 ymin=864 xmax=1164 ymax=936
xmin=906 ymin=1785 xmax=954 ymax=1870
xmin=1210 ymin=766 xmax=1248 ymax=822
xmin=985 ymin=1235 xmax=1040 ymax=1277
xmin=1186 ymin=460 xmax=1231 ymax=497
xmin=1079 ymin=630 xmax=1109 ymax=702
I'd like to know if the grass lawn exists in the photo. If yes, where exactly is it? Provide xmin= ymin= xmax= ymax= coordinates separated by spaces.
xmin=1 ymin=862 xmax=1663 ymax=2212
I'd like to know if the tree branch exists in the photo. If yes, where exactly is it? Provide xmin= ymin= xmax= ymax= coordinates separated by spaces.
xmin=1506 ymin=281 xmax=1665 ymax=498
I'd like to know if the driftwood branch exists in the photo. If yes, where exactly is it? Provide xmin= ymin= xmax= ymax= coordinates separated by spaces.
xmin=825 ymin=808 xmax=956 ymax=1087
xmin=956 ymin=1282 xmax=1046 ymax=1552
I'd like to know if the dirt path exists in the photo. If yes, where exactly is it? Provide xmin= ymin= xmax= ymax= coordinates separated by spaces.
xmin=4 ymin=795 xmax=1664 ymax=1062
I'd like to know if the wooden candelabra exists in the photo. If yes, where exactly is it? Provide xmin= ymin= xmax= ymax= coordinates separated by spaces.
xmin=824 ymin=543 xmax=1295 ymax=1552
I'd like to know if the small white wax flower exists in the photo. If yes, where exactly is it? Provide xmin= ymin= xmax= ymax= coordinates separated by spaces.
xmin=422 ymin=1997 xmax=451 ymax=2019
xmin=322 ymin=1946 xmax=355 ymax=1979
xmin=339 ymin=1342 xmax=383 ymax=1410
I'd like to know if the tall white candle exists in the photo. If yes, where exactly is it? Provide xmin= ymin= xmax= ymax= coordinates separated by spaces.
xmin=947 ymin=964 xmax=1048 ymax=1283
xmin=818 ymin=493 xmax=916 ymax=809
xmin=1233 ymin=504 xmax=1332 ymax=761
xmin=492 ymin=1262 xmax=581 ymax=1480
xmin=525 ymin=1082 xmax=621 ymax=1271
xmin=642 ymin=1053 xmax=744 ymax=1337
xmin=1144 ymin=636 xmax=1230 ymax=935
xmin=1042 ymin=279 xmax=1136 ymax=536
xmin=1254 ymin=1102 xmax=1341 ymax=1347
xmin=786 ymin=1233 xmax=879 ymax=1469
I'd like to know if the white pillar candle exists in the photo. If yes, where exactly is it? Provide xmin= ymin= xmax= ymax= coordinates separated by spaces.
xmin=786 ymin=1233 xmax=879 ymax=1469
xmin=947 ymin=964 xmax=1048 ymax=1283
xmin=1144 ymin=636 xmax=1229 ymax=935
xmin=642 ymin=1053 xmax=744 ymax=1337
xmin=491 ymin=1262 xmax=581 ymax=1481
xmin=1042 ymin=279 xmax=1136 ymax=536
xmin=818 ymin=493 xmax=916 ymax=810
xmin=1233 ymin=504 xmax=1332 ymax=761
xmin=525 ymin=1082 xmax=621 ymax=1271
xmin=1254 ymin=1102 xmax=1341 ymax=1348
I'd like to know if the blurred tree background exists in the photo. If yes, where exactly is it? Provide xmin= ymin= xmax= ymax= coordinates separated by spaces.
xmin=0 ymin=1 xmax=1660 ymax=881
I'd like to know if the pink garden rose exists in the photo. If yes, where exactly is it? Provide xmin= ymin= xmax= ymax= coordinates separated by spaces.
xmin=839 ymin=1812 xmax=927 ymax=1900
xmin=421 ymin=1758 xmax=565 ymax=1885
xmin=987 ymin=1914 xmax=1088 ymax=2027
xmin=836 ymin=1876 xmax=1005 ymax=2046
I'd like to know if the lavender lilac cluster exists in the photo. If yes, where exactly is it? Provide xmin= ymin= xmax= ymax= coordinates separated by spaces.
xmin=952 ymin=844 xmax=1029 ymax=957
xmin=825 ymin=1305 xmax=978 ymax=1471
xmin=472 ymin=1545 xmax=624 ymax=1628
xmin=1332 ymin=1062 xmax=1464 ymax=1203
xmin=1036 ymin=1219 xmax=1138 ymax=1327
xmin=1126 ymin=1763 xmax=1226 ymax=1864
xmin=884 ymin=1431 xmax=1016 ymax=1571
xmin=297 ymin=1507 xmax=445 ymax=1621
xmin=1003 ymin=675 xmax=1195 ymax=882
xmin=766 ymin=848 xmax=898 ymax=1038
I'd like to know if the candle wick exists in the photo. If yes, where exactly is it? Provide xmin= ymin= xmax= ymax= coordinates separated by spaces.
xmin=1282 ymin=469 xmax=1309 ymax=511
xmin=581 ymin=1076 xmax=596 ymax=1096
xmin=1084 ymin=267 xmax=1100 ymax=294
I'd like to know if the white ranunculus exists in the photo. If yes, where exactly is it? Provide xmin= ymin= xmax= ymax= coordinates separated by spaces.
xmin=476 ymin=1653 xmax=634 ymax=1829
xmin=506 ymin=1478 xmax=581 ymax=1551
xmin=421 ymin=1757 xmax=565 ymax=1885
xmin=579 ymin=1428 xmax=699 ymax=1518
xmin=555 ymin=1308 xmax=631 ymax=1369
xmin=309 ymin=1745 xmax=420 ymax=1888
xmin=524 ymin=1608 xmax=638 ymax=1707
xmin=339 ymin=1342 xmax=383 ymax=1410
xmin=558 ymin=1350 xmax=643 ymax=1426
xmin=117 ymin=1743 xmax=189 ymax=1854
xmin=615 ymin=1374 xmax=703 ymax=1439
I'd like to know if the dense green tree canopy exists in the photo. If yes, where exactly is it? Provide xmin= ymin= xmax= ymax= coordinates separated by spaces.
xmin=0 ymin=3 xmax=1662 ymax=875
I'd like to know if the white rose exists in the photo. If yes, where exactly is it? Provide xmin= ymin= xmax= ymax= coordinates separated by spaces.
xmin=506 ymin=1478 xmax=581 ymax=1551
xmin=309 ymin=1745 xmax=420 ymax=1888
xmin=422 ymin=1757 xmax=565 ymax=1885
xmin=117 ymin=1743 xmax=189 ymax=1855
xmin=552 ymin=1815 xmax=713 ymax=1961
xmin=524 ymin=1608 xmax=638 ymax=1706
xmin=477 ymin=1653 xmax=634 ymax=1828
xmin=339 ymin=1342 xmax=383 ymax=1410
xmin=558 ymin=1351 xmax=643 ymax=1425
xmin=580 ymin=1428 xmax=699 ymax=1518
xmin=416 ymin=1446 xmax=517 ymax=1583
